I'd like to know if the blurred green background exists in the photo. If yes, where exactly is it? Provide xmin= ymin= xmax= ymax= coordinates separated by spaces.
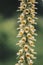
xmin=0 ymin=0 xmax=43 ymax=65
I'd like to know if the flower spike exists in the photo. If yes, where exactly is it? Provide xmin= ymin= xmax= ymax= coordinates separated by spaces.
xmin=15 ymin=0 xmax=38 ymax=65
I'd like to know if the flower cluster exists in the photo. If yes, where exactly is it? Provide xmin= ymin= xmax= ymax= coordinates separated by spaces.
xmin=15 ymin=0 xmax=38 ymax=65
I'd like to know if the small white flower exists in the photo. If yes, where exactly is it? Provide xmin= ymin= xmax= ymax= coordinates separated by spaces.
xmin=27 ymin=17 xmax=32 ymax=21
xmin=20 ymin=55 xmax=24 ymax=60
xmin=18 ymin=60 xmax=23 ymax=63
xmin=30 ymin=48 xmax=37 ymax=54
xmin=20 ymin=2 xmax=26 ymax=8
xmin=16 ymin=40 xmax=23 ymax=47
xmin=31 ymin=36 xmax=35 ymax=39
xmin=29 ymin=59 xmax=34 ymax=65
xmin=29 ymin=0 xmax=35 ymax=3
xmin=19 ymin=49 xmax=23 ymax=53
xmin=21 ymin=20 xmax=26 ymax=25
xmin=22 ymin=37 xmax=26 ymax=42
xmin=19 ymin=55 xmax=24 ymax=62
xmin=27 ymin=16 xmax=36 ymax=24
xmin=19 ymin=40 xmax=24 ymax=43
xmin=35 ymin=17 xmax=38 ymax=19
xmin=34 ymin=33 xmax=38 ymax=36
xmin=17 ymin=27 xmax=20 ymax=30
xmin=32 ymin=51 xmax=37 ymax=54
xmin=24 ymin=44 xmax=29 ymax=52
xmin=30 ymin=19 xmax=37 ymax=24
xmin=30 ymin=8 xmax=35 ymax=13
xmin=29 ymin=40 xmax=35 ymax=47
xmin=27 ymin=33 xmax=36 ymax=41
xmin=21 ymin=63 xmax=24 ymax=65
xmin=27 ymin=0 xmax=32 ymax=4
xmin=29 ymin=24 xmax=34 ymax=27
xmin=17 ymin=52 xmax=20 ymax=55
xmin=15 ymin=63 xmax=19 ymax=65
xmin=16 ymin=42 xmax=20 ymax=46
xmin=27 ymin=33 xmax=33 ymax=39
xmin=17 ymin=49 xmax=23 ymax=55
xmin=29 ymin=24 xmax=37 ymax=35
xmin=19 ymin=2 xmax=26 ymax=11
xmin=31 ymin=36 xmax=36 ymax=41
xmin=31 ymin=13 xmax=35 ymax=18
xmin=23 ymin=9 xmax=30 ymax=14
xmin=18 ymin=13 xmax=24 ymax=20
xmin=30 ymin=54 xmax=36 ymax=59
xmin=29 ymin=24 xmax=36 ymax=31
xmin=31 ymin=4 xmax=35 ymax=9
xmin=17 ymin=39 xmax=26 ymax=47
xmin=18 ymin=60 xmax=21 ymax=63
xmin=19 ymin=24 xmax=25 ymax=28
xmin=17 ymin=29 xmax=24 ymax=37
xmin=30 ymin=48 xmax=34 ymax=52
xmin=24 ymin=26 xmax=29 ymax=33
xmin=19 ymin=6 xmax=24 ymax=11
xmin=26 ymin=52 xmax=30 ymax=59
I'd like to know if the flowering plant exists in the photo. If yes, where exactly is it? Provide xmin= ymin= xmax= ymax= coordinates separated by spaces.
xmin=15 ymin=0 xmax=38 ymax=65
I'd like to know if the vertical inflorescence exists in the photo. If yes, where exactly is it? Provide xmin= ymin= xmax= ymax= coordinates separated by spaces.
xmin=15 ymin=0 xmax=38 ymax=65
